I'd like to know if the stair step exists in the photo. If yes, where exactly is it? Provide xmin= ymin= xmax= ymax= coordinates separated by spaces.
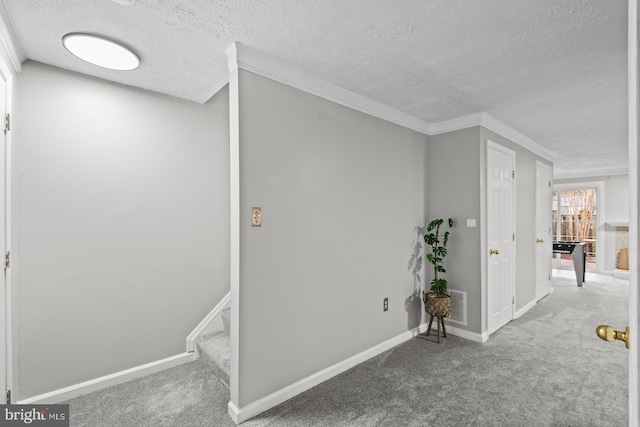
xmin=196 ymin=331 xmax=230 ymax=389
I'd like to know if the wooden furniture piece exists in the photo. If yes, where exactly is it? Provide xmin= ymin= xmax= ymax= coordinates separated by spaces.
xmin=426 ymin=314 xmax=447 ymax=343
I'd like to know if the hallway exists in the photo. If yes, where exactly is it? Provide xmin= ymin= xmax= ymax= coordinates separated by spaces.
xmin=67 ymin=274 xmax=628 ymax=426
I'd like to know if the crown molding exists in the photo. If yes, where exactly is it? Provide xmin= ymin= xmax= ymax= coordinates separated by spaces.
xmin=429 ymin=113 xmax=484 ymax=135
xmin=226 ymin=42 xmax=557 ymax=163
xmin=479 ymin=113 xmax=557 ymax=162
xmin=430 ymin=113 xmax=557 ymax=163
xmin=226 ymin=42 xmax=432 ymax=135
xmin=553 ymin=167 xmax=629 ymax=180
xmin=0 ymin=0 xmax=25 ymax=76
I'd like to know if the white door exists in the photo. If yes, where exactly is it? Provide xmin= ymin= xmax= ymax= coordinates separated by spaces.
xmin=487 ymin=141 xmax=516 ymax=335
xmin=535 ymin=161 xmax=552 ymax=301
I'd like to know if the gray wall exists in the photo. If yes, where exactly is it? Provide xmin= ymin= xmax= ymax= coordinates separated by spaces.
xmin=428 ymin=127 xmax=552 ymax=334
xmin=428 ymin=127 xmax=483 ymax=333
xmin=480 ymin=128 xmax=552 ymax=312
xmin=554 ymin=174 xmax=629 ymax=272
xmin=236 ymin=70 xmax=428 ymax=407
xmin=12 ymin=62 xmax=230 ymax=399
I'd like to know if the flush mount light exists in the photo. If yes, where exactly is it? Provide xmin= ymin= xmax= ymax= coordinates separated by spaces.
xmin=62 ymin=33 xmax=140 ymax=71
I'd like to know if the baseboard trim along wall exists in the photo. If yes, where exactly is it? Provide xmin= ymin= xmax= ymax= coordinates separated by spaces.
xmin=17 ymin=352 xmax=195 ymax=404
xmin=515 ymin=299 xmax=537 ymax=319
xmin=228 ymin=319 xmax=486 ymax=423
xmin=422 ymin=321 xmax=487 ymax=343
xmin=228 ymin=323 xmax=427 ymax=424
xmin=186 ymin=291 xmax=231 ymax=353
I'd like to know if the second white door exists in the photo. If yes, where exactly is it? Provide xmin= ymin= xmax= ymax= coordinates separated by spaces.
xmin=487 ymin=141 xmax=515 ymax=335
xmin=535 ymin=161 xmax=552 ymax=301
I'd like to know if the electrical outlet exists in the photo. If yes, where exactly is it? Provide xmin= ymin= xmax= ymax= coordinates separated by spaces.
xmin=383 ymin=298 xmax=388 ymax=312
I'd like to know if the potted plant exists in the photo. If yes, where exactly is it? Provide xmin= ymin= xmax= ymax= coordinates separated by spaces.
xmin=422 ymin=218 xmax=454 ymax=318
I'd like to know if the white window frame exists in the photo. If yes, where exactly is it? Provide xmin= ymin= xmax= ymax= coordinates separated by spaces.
xmin=552 ymin=181 xmax=605 ymax=273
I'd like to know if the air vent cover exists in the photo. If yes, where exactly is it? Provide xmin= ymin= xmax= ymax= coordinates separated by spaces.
xmin=447 ymin=289 xmax=467 ymax=326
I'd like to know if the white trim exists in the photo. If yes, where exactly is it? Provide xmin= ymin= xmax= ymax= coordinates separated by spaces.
xmin=0 ymin=70 xmax=6 ymax=402
xmin=429 ymin=113 xmax=483 ymax=135
xmin=430 ymin=113 xmax=556 ymax=163
xmin=0 ymin=1 xmax=24 ymax=75
xmin=424 ymin=322 xmax=486 ymax=343
xmin=226 ymin=43 xmax=557 ymax=168
xmin=627 ymin=0 xmax=638 ymax=425
xmin=228 ymin=54 xmax=241 ymax=408
xmin=480 ymin=114 xmax=555 ymax=162
xmin=186 ymin=292 xmax=231 ymax=352
xmin=515 ymin=299 xmax=537 ymax=319
xmin=228 ymin=323 xmax=430 ymax=424
xmin=227 ymin=321 xmax=487 ymax=423
xmin=17 ymin=352 xmax=195 ymax=404
xmin=554 ymin=167 xmax=629 ymax=180
xmin=227 ymin=43 xmax=432 ymax=135
xmin=480 ymin=134 xmax=488 ymax=335
xmin=0 ymin=51 xmax=14 ymax=402
xmin=607 ymin=221 xmax=630 ymax=227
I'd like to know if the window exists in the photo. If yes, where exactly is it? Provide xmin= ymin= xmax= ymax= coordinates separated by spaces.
xmin=552 ymin=187 xmax=598 ymax=271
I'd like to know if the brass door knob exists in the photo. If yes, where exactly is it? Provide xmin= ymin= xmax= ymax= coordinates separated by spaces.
xmin=536 ymin=238 xmax=544 ymax=243
xmin=489 ymin=249 xmax=500 ymax=256
xmin=596 ymin=325 xmax=630 ymax=349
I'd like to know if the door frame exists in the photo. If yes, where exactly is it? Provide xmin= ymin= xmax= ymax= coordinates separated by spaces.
xmin=535 ymin=160 xmax=552 ymax=300
xmin=0 ymin=60 xmax=12 ymax=402
xmin=627 ymin=0 xmax=638 ymax=425
xmin=485 ymin=139 xmax=516 ymax=336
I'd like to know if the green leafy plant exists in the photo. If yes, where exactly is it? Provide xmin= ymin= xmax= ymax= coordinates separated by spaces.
xmin=424 ymin=218 xmax=453 ymax=296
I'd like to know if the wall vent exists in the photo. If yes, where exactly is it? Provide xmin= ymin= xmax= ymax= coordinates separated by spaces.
xmin=447 ymin=289 xmax=467 ymax=326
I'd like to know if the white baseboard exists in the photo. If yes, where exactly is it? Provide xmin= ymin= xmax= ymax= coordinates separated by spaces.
xmin=515 ymin=299 xmax=537 ymax=319
xmin=17 ymin=352 xmax=195 ymax=404
xmin=228 ymin=323 xmax=428 ymax=424
xmin=422 ymin=321 xmax=486 ymax=343
xmin=228 ymin=321 xmax=487 ymax=423
xmin=186 ymin=292 xmax=231 ymax=352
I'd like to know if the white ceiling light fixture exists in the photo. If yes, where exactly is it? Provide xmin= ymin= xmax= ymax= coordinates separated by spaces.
xmin=62 ymin=33 xmax=140 ymax=71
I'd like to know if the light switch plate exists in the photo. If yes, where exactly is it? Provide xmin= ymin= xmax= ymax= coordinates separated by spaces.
xmin=466 ymin=219 xmax=476 ymax=228
xmin=252 ymin=207 xmax=262 ymax=227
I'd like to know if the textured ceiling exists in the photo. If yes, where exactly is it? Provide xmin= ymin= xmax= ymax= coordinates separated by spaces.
xmin=2 ymin=0 xmax=629 ymax=177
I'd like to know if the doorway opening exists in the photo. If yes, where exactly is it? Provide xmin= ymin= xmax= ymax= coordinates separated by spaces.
xmin=552 ymin=187 xmax=599 ymax=271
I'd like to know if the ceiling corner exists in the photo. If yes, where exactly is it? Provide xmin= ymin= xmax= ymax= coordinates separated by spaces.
xmin=0 ymin=0 xmax=26 ymax=75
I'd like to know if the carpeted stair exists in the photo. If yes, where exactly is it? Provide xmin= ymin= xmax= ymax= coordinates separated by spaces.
xmin=196 ymin=306 xmax=231 ymax=389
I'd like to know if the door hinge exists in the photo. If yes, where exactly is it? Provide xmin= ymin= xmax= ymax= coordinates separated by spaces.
xmin=4 ymin=251 xmax=10 ymax=270
xmin=513 ymin=233 xmax=516 ymax=241
xmin=512 ymin=296 xmax=515 ymax=304
xmin=6 ymin=389 xmax=11 ymax=404
xmin=512 ymin=170 xmax=515 ymax=179
xmin=549 ymin=181 xmax=551 ymax=187
xmin=549 ymin=274 xmax=551 ymax=281
xmin=4 ymin=113 xmax=9 ymax=133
